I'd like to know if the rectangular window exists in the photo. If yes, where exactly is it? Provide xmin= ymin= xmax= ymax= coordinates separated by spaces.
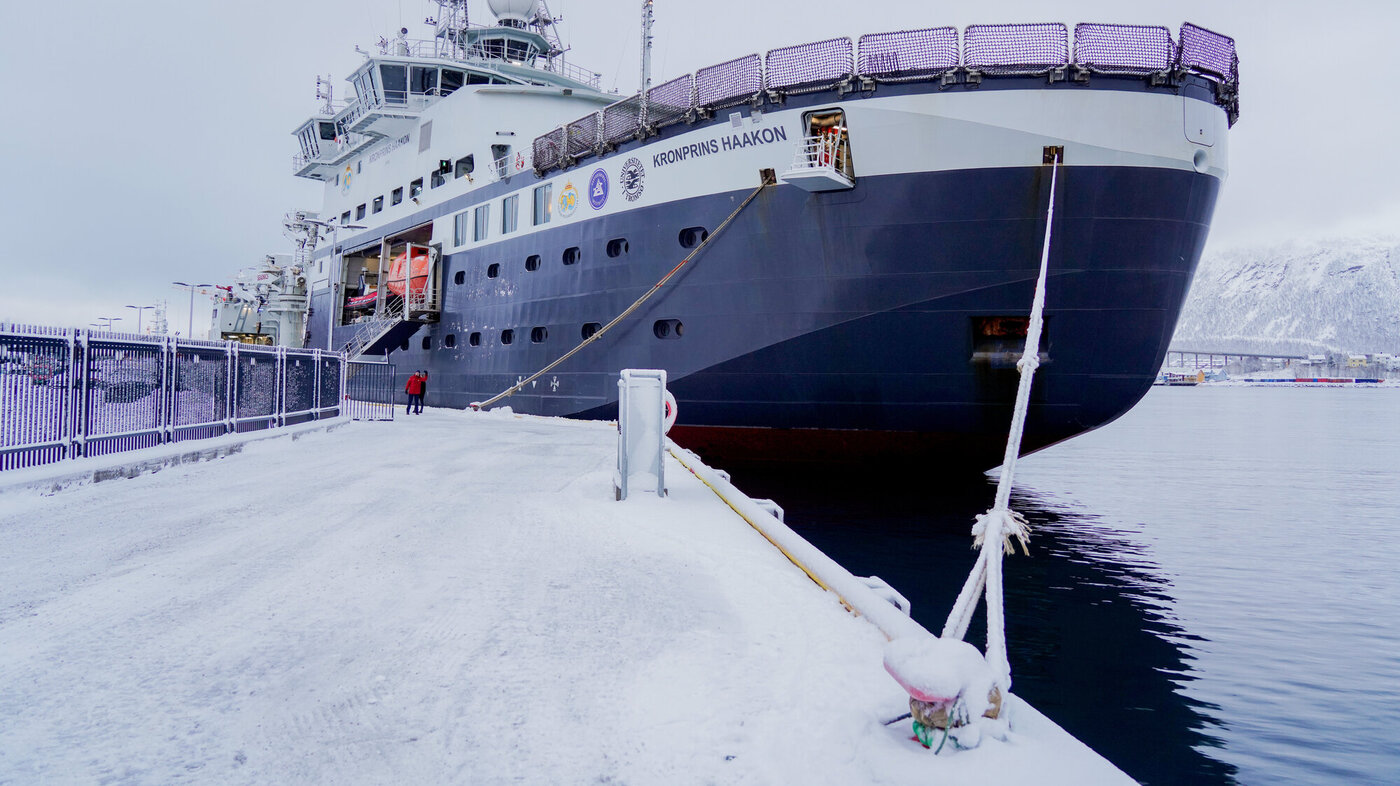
xmin=455 ymin=155 xmax=474 ymax=179
xmin=391 ymin=187 xmax=403 ymax=206
xmin=356 ymin=204 xmax=366 ymax=220
xmin=380 ymin=64 xmax=407 ymax=105
xmin=318 ymin=121 xmax=337 ymax=141
xmin=501 ymin=195 xmax=519 ymax=234
xmin=372 ymin=196 xmax=384 ymax=214
xmin=533 ymin=184 xmax=552 ymax=226
xmin=411 ymin=66 xmax=438 ymax=96
xmin=473 ymin=204 xmax=490 ymax=242
xmin=453 ymin=211 xmax=470 ymax=247
xmin=441 ymin=69 xmax=464 ymax=95
xmin=409 ymin=178 xmax=423 ymax=199
xmin=340 ymin=211 xmax=351 ymax=224
xmin=431 ymin=171 xmax=445 ymax=188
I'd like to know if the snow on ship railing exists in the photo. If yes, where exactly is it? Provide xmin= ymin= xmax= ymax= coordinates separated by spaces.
xmin=0 ymin=323 xmax=346 ymax=473
xmin=532 ymin=21 xmax=1239 ymax=175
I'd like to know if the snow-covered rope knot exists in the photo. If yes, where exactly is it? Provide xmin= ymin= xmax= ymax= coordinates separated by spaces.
xmin=970 ymin=509 xmax=1031 ymax=556
xmin=1015 ymin=353 xmax=1040 ymax=374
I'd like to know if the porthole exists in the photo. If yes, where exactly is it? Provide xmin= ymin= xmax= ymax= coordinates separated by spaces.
xmin=531 ymin=326 xmax=548 ymax=343
xmin=445 ymin=334 xmax=456 ymax=348
xmin=562 ymin=246 xmax=581 ymax=265
xmin=581 ymin=322 xmax=602 ymax=339
xmin=653 ymin=319 xmax=684 ymax=339
xmin=469 ymin=331 xmax=481 ymax=347
xmin=525 ymin=254 xmax=541 ymax=271
xmin=501 ymin=329 xmax=514 ymax=345
xmin=454 ymin=270 xmax=465 ymax=285
xmin=487 ymin=263 xmax=500 ymax=278
xmin=606 ymin=238 xmax=629 ymax=258
xmin=679 ymin=227 xmax=709 ymax=249
xmin=422 ymin=336 xmax=433 ymax=350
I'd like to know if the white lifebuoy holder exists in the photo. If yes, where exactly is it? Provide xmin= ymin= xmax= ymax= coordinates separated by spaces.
xmin=663 ymin=390 xmax=678 ymax=433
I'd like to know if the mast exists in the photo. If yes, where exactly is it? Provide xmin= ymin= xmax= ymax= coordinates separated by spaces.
xmin=640 ymin=0 xmax=654 ymax=130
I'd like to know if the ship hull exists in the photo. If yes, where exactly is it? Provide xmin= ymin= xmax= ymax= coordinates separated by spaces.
xmin=332 ymin=159 xmax=1218 ymax=467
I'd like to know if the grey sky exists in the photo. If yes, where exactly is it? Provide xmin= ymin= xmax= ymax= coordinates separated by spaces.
xmin=1 ymin=0 xmax=1395 ymax=334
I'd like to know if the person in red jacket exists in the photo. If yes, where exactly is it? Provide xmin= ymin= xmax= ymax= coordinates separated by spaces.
xmin=405 ymin=370 xmax=426 ymax=415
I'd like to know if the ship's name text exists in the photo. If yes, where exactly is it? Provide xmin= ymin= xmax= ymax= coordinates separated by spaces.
xmin=651 ymin=127 xmax=788 ymax=169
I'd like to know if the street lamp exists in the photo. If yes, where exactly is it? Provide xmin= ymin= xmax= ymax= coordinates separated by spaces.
xmin=124 ymin=304 xmax=154 ymax=334
xmin=171 ymin=282 xmax=213 ymax=339
xmin=91 ymin=316 xmax=123 ymax=331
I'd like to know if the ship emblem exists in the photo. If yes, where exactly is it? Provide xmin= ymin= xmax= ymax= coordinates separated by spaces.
xmin=341 ymin=165 xmax=353 ymax=195
xmin=588 ymin=168 xmax=609 ymax=210
xmin=558 ymin=182 xmax=579 ymax=217
xmin=620 ymin=157 xmax=645 ymax=202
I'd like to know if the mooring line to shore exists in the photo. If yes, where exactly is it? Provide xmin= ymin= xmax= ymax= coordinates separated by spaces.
xmin=471 ymin=171 xmax=774 ymax=411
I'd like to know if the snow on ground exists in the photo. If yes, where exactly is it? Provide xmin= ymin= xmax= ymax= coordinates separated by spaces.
xmin=0 ymin=409 xmax=1126 ymax=784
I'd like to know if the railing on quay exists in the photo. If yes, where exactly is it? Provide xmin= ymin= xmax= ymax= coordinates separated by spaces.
xmin=0 ymin=323 xmax=345 ymax=473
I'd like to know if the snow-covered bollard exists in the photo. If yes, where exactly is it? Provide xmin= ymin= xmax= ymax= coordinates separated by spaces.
xmin=883 ymin=636 xmax=1005 ymax=751
xmin=615 ymin=369 xmax=669 ymax=500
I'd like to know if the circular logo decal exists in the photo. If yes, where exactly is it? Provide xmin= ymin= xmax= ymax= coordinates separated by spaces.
xmin=558 ymin=182 xmax=579 ymax=218
xmin=588 ymin=168 xmax=609 ymax=210
xmin=620 ymin=157 xmax=645 ymax=202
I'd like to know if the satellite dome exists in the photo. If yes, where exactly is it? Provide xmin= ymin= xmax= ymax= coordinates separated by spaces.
xmin=487 ymin=0 xmax=538 ymax=25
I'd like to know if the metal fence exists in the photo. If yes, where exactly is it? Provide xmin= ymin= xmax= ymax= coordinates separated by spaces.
xmin=0 ymin=323 xmax=344 ymax=472
xmin=344 ymin=361 xmax=397 ymax=422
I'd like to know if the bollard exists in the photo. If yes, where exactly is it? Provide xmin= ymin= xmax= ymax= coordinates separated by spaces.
xmin=615 ymin=369 xmax=667 ymax=500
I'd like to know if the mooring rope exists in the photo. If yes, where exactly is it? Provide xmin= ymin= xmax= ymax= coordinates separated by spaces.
xmin=940 ymin=154 xmax=1061 ymax=691
xmin=471 ymin=176 xmax=773 ymax=411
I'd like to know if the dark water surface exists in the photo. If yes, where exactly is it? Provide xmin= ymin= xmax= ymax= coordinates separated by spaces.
xmin=732 ymin=387 xmax=1400 ymax=785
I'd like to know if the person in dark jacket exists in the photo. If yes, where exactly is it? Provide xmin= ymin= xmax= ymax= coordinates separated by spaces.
xmin=405 ymin=370 xmax=425 ymax=415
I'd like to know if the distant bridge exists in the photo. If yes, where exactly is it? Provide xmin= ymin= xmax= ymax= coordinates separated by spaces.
xmin=1167 ymin=350 xmax=1310 ymax=369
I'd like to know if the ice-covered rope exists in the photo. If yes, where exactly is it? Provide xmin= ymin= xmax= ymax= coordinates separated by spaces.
xmin=471 ymin=176 xmax=772 ymax=411
xmin=941 ymin=155 xmax=1060 ymax=691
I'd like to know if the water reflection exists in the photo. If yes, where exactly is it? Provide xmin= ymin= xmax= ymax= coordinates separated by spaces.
xmin=730 ymin=467 xmax=1236 ymax=785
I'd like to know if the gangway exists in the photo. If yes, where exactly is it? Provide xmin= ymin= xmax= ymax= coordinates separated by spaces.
xmin=339 ymin=243 xmax=440 ymax=359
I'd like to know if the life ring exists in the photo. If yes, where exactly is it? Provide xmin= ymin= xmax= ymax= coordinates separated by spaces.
xmin=663 ymin=390 xmax=678 ymax=433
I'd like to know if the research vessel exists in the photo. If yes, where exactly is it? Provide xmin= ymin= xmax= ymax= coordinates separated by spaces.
xmin=289 ymin=0 xmax=1240 ymax=467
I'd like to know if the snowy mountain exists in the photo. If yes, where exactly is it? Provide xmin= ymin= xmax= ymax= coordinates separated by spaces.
xmin=1171 ymin=235 xmax=1400 ymax=356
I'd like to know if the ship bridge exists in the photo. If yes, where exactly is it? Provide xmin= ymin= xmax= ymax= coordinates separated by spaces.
xmin=292 ymin=0 xmax=603 ymax=181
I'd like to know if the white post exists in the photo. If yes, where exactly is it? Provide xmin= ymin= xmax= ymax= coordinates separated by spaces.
xmin=615 ymin=369 xmax=667 ymax=500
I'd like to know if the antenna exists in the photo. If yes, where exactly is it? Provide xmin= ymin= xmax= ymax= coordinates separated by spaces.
xmin=639 ymin=0 xmax=654 ymax=130
xmin=315 ymin=75 xmax=334 ymax=114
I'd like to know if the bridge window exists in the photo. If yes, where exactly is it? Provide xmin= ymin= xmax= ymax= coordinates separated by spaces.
xmin=380 ymin=64 xmax=407 ymax=105
xmin=318 ymin=122 xmax=337 ymax=141
xmin=533 ymin=184 xmax=552 ymax=225
xmin=441 ymin=69 xmax=465 ymax=95
xmin=411 ymin=66 xmax=438 ymax=96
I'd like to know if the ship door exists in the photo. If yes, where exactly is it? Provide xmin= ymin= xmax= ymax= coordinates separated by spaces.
xmin=386 ymin=242 xmax=441 ymax=320
xmin=778 ymin=109 xmax=856 ymax=191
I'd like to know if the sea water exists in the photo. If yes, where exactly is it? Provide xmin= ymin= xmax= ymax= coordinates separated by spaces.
xmin=737 ymin=387 xmax=1400 ymax=785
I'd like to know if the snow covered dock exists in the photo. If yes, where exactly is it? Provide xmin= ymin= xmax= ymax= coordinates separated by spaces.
xmin=0 ymin=409 xmax=1129 ymax=783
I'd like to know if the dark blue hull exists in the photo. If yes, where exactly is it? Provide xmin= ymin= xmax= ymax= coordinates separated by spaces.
xmin=326 ymin=163 xmax=1219 ymax=468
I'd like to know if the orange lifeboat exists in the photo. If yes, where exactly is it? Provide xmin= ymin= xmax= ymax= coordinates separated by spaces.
xmin=386 ymin=249 xmax=431 ymax=297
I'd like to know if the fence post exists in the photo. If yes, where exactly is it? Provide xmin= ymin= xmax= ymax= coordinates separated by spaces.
xmin=75 ymin=329 xmax=90 ymax=458
xmin=63 ymin=328 xmax=77 ymax=461
xmin=313 ymin=349 xmax=322 ymax=420
xmin=229 ymin=342 xmax=239 ymax=435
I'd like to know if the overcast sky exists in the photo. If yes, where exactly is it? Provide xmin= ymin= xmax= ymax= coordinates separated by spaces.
xmin=1 ymin=0 xmax=1395 ymax=334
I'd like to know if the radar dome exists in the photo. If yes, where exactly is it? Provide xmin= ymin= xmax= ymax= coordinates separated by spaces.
xmin=487 ymin=0 xmax=538 ymax=25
